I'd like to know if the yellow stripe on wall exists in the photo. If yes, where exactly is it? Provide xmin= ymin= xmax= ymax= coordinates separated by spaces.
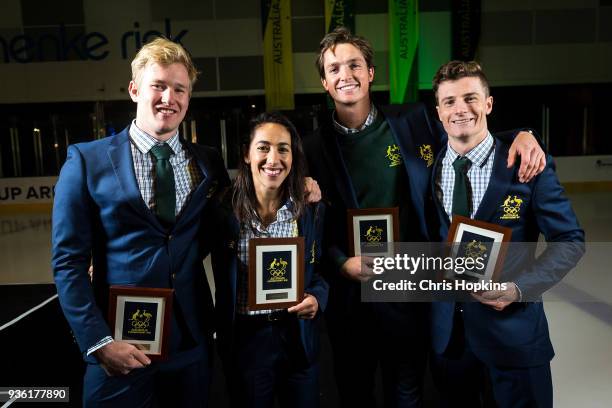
xmin=562 ymin=181 xmax=612 ymax=193
xmin=0 ymin=203 xmax=53 ymax=214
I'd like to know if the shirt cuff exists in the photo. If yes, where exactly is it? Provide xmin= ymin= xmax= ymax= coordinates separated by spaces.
xmin=87 ymin=336 xmax=114 ymax=356
xmin=334 ymin=255 xmax=348 ymax=271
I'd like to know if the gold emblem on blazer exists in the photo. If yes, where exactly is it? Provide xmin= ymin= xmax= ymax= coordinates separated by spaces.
xmin=418 ymin=144 xmax=434 ymax=167
xmin=500 ymin=195 xmax=523 ymax=220
xmin=310 ymin=241 xmax=316 ymax=264
xmin=386 ymin=144 xmax=403 ymax=167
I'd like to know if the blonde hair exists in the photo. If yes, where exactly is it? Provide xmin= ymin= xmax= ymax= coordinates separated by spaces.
xmin=131 ymin=37 xmax=199 ymax=91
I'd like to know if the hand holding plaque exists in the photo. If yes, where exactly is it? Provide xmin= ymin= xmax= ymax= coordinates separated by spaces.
xmin=108 ymin=286 xmax=173 ymax=361
xmin=347 ymin=208 xmax=399 ymax=257
xmin=446 ymin=215 xmax=512 ymax=282
xmin=248 ymin=237 xmax=305 ymax=311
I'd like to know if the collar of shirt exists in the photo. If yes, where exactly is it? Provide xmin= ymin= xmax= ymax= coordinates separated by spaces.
xmin=248 ymin=200 xmax=294 ymax=235
xmin=332 ymin=104 xmax=378 ymax=135
xmin=443 ymin=132 xmax=494 ymax=169
xmin=129 ymin=120 xmax=181 ymax=155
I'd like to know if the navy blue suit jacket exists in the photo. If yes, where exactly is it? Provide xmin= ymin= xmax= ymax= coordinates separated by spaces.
xmin=208 ymin=199 xmax=329 ymax=365
xmin=52 ymin=127 xmax=230 ymax=363
xmin=430 ymin=135 xmax=585 ymax=367
xmin=304 ymin=103 xmax=444 ymax=322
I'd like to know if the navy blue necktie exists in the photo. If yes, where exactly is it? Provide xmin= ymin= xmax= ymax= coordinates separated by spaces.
xmin=452 ymin=156 xmax=471 ymax=218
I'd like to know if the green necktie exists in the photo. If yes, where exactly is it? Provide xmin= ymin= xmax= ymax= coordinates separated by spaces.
xmin=452 ymin=156 xmax=471 ymax=218
xmin=150 ymin=144 xmax=175 ymax=227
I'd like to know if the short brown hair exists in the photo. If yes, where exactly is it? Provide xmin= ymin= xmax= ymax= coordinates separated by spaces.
xmin=432 ymin=60 xmax=490 ymax=103
xmin=131 ymin=37 xmax=199 ymax=91
xmin=315 ymin=27 xmax=374 ymax=79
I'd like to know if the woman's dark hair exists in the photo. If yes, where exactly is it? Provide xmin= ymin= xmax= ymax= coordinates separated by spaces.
xmin=232 ymin=112 xmax=306 ymax=228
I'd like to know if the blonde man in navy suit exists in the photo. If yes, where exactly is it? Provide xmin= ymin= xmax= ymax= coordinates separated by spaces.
xmin=52 ymin=38 xmax=229 ymax=407
xmin=429 ymin=61 xmax=585 ymax=408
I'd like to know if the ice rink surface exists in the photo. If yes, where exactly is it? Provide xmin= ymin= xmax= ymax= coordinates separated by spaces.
xmin=1 ymin=191 xmax=610 ymax=407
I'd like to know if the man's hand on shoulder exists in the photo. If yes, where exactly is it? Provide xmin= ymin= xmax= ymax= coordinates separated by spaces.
xmin=304 ymin=177 xmax=322 ymax=203
xmin=507 ymin=131 xmax=546 ymax=183
xmin=94 ymin=341 xmax=151 ymax=376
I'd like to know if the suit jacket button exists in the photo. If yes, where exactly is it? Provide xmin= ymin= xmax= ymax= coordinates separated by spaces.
xmin=168 ymin=234 xmax=173 ymax=241
xmin=171 ymin=273 xmax=176 ymax=279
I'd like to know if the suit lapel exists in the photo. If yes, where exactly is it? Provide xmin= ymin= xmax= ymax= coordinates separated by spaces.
xmin=474 ymin=136 xmax=515 ymax=221
xmin=382 ymin=104 xmax=442 ymax=240
xmin=175 ymin=140 xmax=212 ymax=227
xmin=381 ymin=106 xmax=426 ymax=200
xmin=228 ymin=215 xmax=240 ymax=315
xmin=186 ymin=139 xmax=211 ymax=182
xmin=298 ymin=208 xmax=314 ymax=268
xmin=431 ymin=145 xmax=451 ymax=234
xmin=320 ymin=123 xmax=359 ymax=208
xmin=107 ymin=128 xmax=164 ymax=230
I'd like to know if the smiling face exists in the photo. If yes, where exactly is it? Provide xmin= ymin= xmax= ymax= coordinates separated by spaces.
xmin=436 ymin=76 xmax=493 ymax=147
xmin=245 ymin=123 xmax=293 ymax=196
xmin=129 ymin=62 xmax=190 ymax=142
xmin=321 ymin=43 xmax=374 ymax=109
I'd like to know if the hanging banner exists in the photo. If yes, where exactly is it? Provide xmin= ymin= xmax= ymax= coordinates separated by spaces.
xmin=388 ymin=0 xmax=419 ymax=104
xmin=261 ymin=0 xmax=294 ymax=110
xmin=451 ymin=0 xmax=481 ymax=61
xmin=324 ymin=0 xmax=355 ymax=33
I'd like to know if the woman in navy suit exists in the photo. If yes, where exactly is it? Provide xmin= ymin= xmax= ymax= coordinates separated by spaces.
xmin=208 ymin=112 xmax=328 ymax=408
